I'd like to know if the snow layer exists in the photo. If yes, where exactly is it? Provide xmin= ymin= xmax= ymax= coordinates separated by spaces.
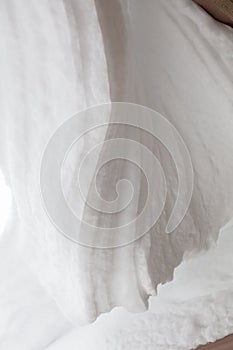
xmin=0 ymin=0 xmax=233 ymax=337
xmin=0 ymin=217 xmax=233 ymax=350
xmin=46 ymin=222 xmax=233 ymax=350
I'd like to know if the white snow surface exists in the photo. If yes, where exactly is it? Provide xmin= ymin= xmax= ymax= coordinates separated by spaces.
xmin=0 ymin=214 xmax=233 ymax=349
xmin=0 ymin=0 xmax=233 ymax=348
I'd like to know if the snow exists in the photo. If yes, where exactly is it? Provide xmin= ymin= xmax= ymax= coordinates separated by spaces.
xmin=0 ymin=0 xmax=233 ymax=348
xmin=0 ymin=182 xmax=232 ymax=349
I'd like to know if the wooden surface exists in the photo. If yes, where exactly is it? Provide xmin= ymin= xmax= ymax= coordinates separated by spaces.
xmin=197 ymin=334 xmax=233 ymax=349
xmin=194 ymin=0 xmax=233 ymax=26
